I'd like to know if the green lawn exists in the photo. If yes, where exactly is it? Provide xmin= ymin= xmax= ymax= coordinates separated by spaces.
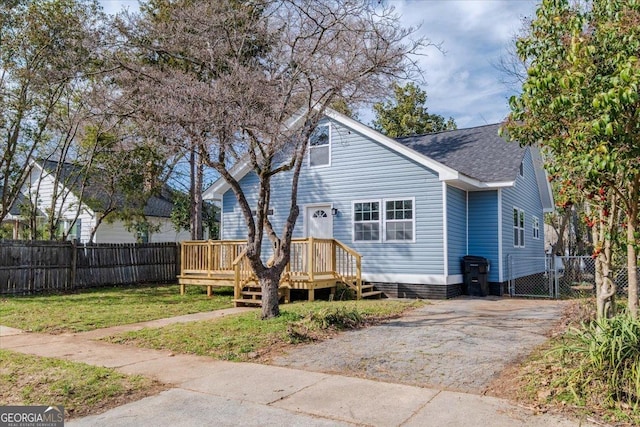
xmin=105 ymin=299 xmax=425 ymax=361
xmin=0 ymin=285 xmax=233 ymax=333
xmin=0 ymin=349 xmax=166 ymax=419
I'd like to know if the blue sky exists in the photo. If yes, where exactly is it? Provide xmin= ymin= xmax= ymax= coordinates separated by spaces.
xmin=99 ymin=0 xmax=538 ymax=128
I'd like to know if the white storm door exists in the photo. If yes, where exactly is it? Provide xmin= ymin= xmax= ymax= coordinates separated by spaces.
xmin=305 ymin=205 xmax=333 ymax=238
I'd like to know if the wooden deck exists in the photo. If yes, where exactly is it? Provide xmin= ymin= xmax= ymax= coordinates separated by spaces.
xmin=178 ymin=238 xmax=380 ymax=306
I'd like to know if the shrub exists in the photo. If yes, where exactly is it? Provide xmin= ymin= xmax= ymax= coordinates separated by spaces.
xmin=557 ymin=314 xmax=640 ymax=413
xmin=286 ymin=305 xmax=364 ymax=343
xmin=335 ymin=282 xmax=356 ymax=300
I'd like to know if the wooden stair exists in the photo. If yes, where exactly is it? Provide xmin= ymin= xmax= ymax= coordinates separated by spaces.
xmin=340 ymin=279 xmax=383 ymax=299
xmin=233 ymin=284 xmax=289 ymax=307
xmin=360 ymin=282 xmax=383 ymax=299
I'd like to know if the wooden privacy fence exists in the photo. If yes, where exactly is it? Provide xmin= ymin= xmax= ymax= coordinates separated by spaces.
xmin=0 ymin=240 xmax=179 ymax=295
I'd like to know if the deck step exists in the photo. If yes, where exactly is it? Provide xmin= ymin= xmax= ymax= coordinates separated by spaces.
xmin=234 ymin=298 xmax=262 ymax=307
xmin=241 ymin=291 xmax=263 ymax=296
xmin=361 ymin=290 xmax=383 ymax=298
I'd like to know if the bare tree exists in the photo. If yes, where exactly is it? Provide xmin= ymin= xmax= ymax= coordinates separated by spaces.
xmin=115 ymin=0 xmax=427 ymax=318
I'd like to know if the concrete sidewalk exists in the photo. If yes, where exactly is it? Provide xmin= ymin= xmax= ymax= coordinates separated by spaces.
xmin=1 ymin=309 xmax=597 ymax=427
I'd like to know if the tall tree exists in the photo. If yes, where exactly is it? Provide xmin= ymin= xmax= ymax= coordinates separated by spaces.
xmin=115 ymin=0 xmax=426 ymax=318
xmin=0 ymin=0 xmax=104 ymax=224
xmin=504 ymin=0 xmax=640 ymax=319
xmin=372 ymin=82 xmax=456 ymax=137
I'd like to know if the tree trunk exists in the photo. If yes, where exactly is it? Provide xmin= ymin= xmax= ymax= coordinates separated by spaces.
xmin=194 ymin=153 xmax=204 ymax=240
xmin=628 ymin=219 xmax=638 ymax=319
xmin=259 ymin=269 xmax=281 ymax=319
xmin=188 ymin=147 xmax=204 ymax=240
xmin=593 ymin=208 xmax=616 ymax=320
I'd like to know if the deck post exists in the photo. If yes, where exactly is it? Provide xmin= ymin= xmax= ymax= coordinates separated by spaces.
xmin=180 ymin=242 xmax=186 ymax=277
xmin=207 ymin=240 xmax=213 ymax=277
xmin=356 ymin=255 xmax=362 ymax=299
xmin=308 ymin=237 xmax=315 ymax=282
xmin=234 ymin=261 xmax=241 ymax=300
xmin=331 ymin=240 xmax=337 ymax=275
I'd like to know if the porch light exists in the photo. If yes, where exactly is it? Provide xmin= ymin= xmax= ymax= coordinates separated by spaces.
xmin=331 ymin=208 xmax=338 ymax=216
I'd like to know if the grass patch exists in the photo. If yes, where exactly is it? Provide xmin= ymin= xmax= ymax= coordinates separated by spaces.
xmin=0 ymin=285 xmax=233 ymax=333
xmin=105 ymin=299 xmax=425 ymax=361
xmin=0 ymin=349 xmax=166 ymax=419
xmin=502 ymin=300 xmax=640 ymax=426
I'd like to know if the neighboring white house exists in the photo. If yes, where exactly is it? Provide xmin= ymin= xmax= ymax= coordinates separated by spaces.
xmin=6 ymin=160 xmax=191 ymax=243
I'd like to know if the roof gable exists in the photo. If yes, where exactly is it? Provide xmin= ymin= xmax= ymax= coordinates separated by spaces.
xmin=204 ymin=109 xmax=553 ymax=210
xmin=38 ymin=160 xmax=177 ymax=218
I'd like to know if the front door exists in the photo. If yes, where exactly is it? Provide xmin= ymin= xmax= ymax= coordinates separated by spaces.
xmin=305 ymin=205 xmax=333 ymax=238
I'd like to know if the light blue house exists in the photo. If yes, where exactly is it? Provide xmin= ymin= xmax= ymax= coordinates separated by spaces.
xmin=203 ymin=110 xmax=554 ymax=299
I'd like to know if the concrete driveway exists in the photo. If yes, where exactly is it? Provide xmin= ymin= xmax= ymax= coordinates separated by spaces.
xmin=271 ymin=296 xmax=569 ymax=393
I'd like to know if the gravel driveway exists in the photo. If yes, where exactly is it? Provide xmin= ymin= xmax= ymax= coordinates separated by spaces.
xmin=270 ymin=296 xmax=569 ymax=394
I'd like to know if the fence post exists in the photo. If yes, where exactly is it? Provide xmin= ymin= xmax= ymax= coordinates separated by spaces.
xmin=507 ymin=254 xmax=513 ymax=296
xmin=70 ymin=239 xmax=78 ymax=289
xmin=551 ymin=254 xmax=560 ymax=299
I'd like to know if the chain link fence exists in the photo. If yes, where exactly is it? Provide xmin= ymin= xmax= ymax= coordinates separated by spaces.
xmin=507 ymin=255 xmax=557 ymax=298
xmin=508 ymin=255 xmax=637 ymax=299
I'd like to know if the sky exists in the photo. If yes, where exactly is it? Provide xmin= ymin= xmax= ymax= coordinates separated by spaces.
xmin=98 ymin=0 xmax=539 ymax=129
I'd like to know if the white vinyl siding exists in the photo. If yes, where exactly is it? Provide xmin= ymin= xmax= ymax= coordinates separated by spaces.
xmin=309 ymin=123 xmax=331 ymax=167
xmin=353 ymin=201 xmax=380 ymax=242
xmin=513 ymin=207 xmax=525 ymax=248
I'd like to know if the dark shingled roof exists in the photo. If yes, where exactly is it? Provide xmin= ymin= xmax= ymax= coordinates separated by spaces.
xmin=7 ymin=190 xmax=43 ymax=216
xmin=395 ymin=123 xmax=526 ymax=182
xmin=40 ymin=160 xmax=176 ymax=218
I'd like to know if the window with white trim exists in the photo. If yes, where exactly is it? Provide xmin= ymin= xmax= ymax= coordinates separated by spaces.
xmin=532 ymin=216 xmax=540 ymax=239
xmin=384 ymin=199 xmax=414 ymax=241
xmin=309 ymin=123 xmax=330 ymax=167
xmin=513 ymin=207 xmax=525 ymax=247
xmin=353 ymin=201 xmax=380 ymax=241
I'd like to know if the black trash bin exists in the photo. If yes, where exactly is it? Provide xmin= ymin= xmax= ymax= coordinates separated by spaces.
xmin=461 ymin=255 xmax=490 ymax=297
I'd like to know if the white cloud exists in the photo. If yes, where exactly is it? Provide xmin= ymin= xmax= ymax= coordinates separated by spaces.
xmin=98 ymin=0 xmax=538 ymax=129
xmin=384 ymin=0 xmax=538 ymax=128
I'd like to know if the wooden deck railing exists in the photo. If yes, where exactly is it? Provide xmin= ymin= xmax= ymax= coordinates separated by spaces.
xmin=180 ymin=240 xmax=247 ymax=276
xmin=180 ymin=238 xmax=362 ymax=298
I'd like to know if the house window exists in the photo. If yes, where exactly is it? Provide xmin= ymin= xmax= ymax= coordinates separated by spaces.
xmin=353 ymin=201 xmax=380 ymax=241
xmin=309 ymin=123 xmax=331 ymax=167
xmin=68 ymin=219 xmax=81 ymax=241
xmin=513 ymin=207 xmax=525 ymax=247
xmin=519 ymin=161 xmax=524 ymax=177
xmin=384 ymin=199 xmax=414 ymax=241
xmin=58 ymin=219 xmax=81 ymax=241
xmin=532 ymin=216 xmax=540 ymax=239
